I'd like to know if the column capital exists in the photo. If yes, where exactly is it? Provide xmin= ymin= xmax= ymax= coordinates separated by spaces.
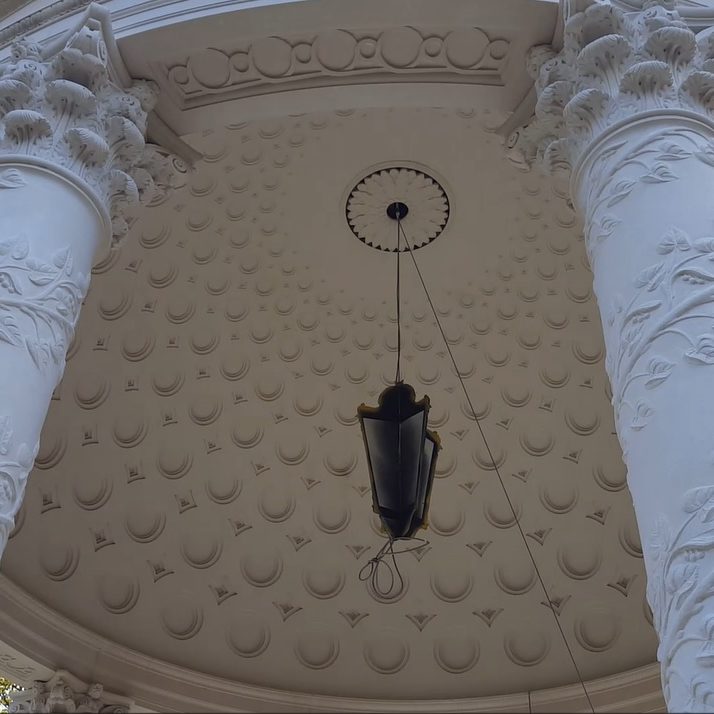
xmin=9 ymin=669 xmax=134 ymax=713
xmin=0 ymin=6 xmax=177 ymax=248
xmin=507 ymin=0 xmax=714 ymax=181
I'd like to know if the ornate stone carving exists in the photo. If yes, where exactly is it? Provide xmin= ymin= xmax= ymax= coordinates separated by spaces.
xmin=161 ymin=27 xmax=509 ymax=108
xmin=0 ymin=14 xmax=176 ymax=246
xmin=647 ymin=487 xmax=714 ymax=711
xmin=507 ymin=0 xmax=714 ymax=177
xmin=345 ymin=166 xmax=449 ymax=252
xmin=0 ymin=414 xmax=37 ymax=556
xmin=577 ymin=118 xmax=714 ymax=710
xmin=0 ymin=5 xmax=185 ymax=571
xmin=506 ymin=4 xmax=714 ymax=710
xmin=9 ymin=670 xmax=132 ymax=713
xmin=0 ymin=234 xmax=88 ymax=370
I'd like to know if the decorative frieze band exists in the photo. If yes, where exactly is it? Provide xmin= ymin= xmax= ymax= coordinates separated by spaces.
xmin=158 ymin=26 xmax=510 ymax=109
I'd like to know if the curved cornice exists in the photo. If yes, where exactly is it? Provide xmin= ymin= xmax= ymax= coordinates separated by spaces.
xmin=0 ymin=576 xmax=664 ymax=712
xmin=0 ymin=0 xmax=560 ymax=136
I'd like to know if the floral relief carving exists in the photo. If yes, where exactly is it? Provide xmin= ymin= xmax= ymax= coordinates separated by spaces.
xmin=582 ymin=130 xmax=694 ymax=260
xmin=577 ymin=126 xmax=714 ymax=434
xmin=0 ymin=414 xmax=36 ymax=555
xmin=606 ymin=221 xmax=714 ymax=431
xmin=648 ymin=486 xmax=714 ymax=711
xmin=509 ymin=3 xmax=714 ymax=709
xmin=0 ymin=235 xmax=87 ymax=371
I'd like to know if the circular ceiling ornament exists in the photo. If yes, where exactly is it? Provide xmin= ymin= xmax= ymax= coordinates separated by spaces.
xmin=346 ymin=166 xmax=450 ymax=252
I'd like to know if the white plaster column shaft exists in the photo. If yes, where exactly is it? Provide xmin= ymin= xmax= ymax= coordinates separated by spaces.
xmin=0 ymin=164 xmax=101 ymax=553
xmin=508 ymin=0 xmax=714 ymax=710
xmin=576 ymin=110 xmax=714 ymax=713
xmin=0 ymin=11 xmax=174 ymax=558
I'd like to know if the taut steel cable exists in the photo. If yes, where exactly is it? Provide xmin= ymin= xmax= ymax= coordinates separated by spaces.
xmin=397 ymin=220 xmax=596 ymax=714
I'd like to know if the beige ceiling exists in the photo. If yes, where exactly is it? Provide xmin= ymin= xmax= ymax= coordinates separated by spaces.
xmin=0 ymin=0 xmax=35 ymax=24
xmin=1 ymin=107 xmax=658 ymax=700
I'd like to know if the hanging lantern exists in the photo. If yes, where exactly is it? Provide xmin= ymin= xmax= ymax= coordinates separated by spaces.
xmin=358 ymin=382 xmax=441 ymax=540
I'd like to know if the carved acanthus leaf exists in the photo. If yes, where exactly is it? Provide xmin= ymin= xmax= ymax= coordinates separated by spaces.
xmin=508 ymin=0 xmax=714 ymax=176
xmin=0 ymin=16 xmax=179 ymax=246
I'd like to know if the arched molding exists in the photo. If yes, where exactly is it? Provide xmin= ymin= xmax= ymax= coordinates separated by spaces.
xmin=0 ymin=576 xmax=664 ymax=713
xmin=1 ymin=0 xmax=561 ymax=135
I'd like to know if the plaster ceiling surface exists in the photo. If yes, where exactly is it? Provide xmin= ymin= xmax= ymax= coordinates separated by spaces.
xmin=1 ymin=107 xmax=659 ymax=700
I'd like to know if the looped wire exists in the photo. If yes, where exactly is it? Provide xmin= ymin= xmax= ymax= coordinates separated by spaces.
xmin=359 ymin=536 xmax=429 ymax=597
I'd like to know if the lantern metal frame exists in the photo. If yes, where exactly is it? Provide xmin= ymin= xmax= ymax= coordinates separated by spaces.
xmin=358 ymin=381 xmax=441 ymax=541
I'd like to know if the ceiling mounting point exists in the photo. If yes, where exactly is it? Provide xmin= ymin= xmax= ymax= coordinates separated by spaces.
xmin=386 ymin=202 xmax=409 ymax=220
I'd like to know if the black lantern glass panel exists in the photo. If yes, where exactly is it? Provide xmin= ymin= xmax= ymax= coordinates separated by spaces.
xmin=358 ymin=382 xmax=440 ymax=540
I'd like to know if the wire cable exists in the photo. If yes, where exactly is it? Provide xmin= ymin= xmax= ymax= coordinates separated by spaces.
xmin=395 ymin=210 xmax=402 ymax=383
xmin=397 ymin=220 xmax=596 ymax=714
xmin=358 ymin=536 xmax=430 ymax=597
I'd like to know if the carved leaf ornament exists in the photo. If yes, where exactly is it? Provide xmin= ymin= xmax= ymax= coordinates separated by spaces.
xmin=0 ymin=411 xmax=36 ymax=556
xmin=604 ymin=216 xmax=714 ymax=433
xmin=0 ymin=28 xmax=175 ymax=246
xmin=506 ymin=7 xmax=714 ymax=707
xmin=648 ymin=486 xmax=714 ymax=709
xmin=507 ymin=0 xmax=714 ymax=177
xmin=0 ymin=231 xmax=87 ymax=370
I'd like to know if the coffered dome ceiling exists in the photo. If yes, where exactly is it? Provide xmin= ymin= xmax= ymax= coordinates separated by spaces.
xmin=1 ymin=106 xmax=659 ymax=705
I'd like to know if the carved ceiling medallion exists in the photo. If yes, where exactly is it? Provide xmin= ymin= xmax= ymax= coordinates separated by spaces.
xmin=345 ymin=166 xmax=450 ymax=252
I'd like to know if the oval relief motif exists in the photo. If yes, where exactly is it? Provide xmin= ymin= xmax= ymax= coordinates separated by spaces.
xmin=181 ymin=530 xmax=223 ymax=569
xmin=98 ymin=573 xmax=140 ymax=614
xmin=241 ymin=547 xmax=283 ymax=587
xmin=494 ymin=561 xmax=536 ymax=595
xmin=161 ymin=598 xmax=204 ymax=640
xmin=40 ymin=542 xmax=79 ymax=582
xmin=303 ymin=565 xmax=346 ymax=600
xmin=574 ymin=608 xmax=621 ymax=653
xmin=504 ymin=629 xmax=551 ymax=667
xmin=364 ymin=635 xmax=409 ymax=674
xmin=156 ymin=447 xmax=192 ymax=479
xmin=205 ymin=474 xmax=242 ymax=505
xmin=295 ymin=630 xmax=339 ymax=670
xmin=227 ymin=615 xmax=270 ymax=658
xmin=434 ymin=634 xmax=480 ymax=674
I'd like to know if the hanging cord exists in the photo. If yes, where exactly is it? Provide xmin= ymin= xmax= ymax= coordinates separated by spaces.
xmin=359 ymin=536 xmax=430 ymax=597
xmin=395 ymin=210 xmax=402 ymax=383
xmin=358 ymin=209 xmax=420 ymax=599
xmin=397 ymin=221 xmax=596 ymax=714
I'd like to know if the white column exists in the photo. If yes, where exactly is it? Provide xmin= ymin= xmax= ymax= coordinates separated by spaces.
xmin=508 ymin=1 xmax=714 ymax=710
xmin=0 ymin=16 xmax=173 ymax=558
